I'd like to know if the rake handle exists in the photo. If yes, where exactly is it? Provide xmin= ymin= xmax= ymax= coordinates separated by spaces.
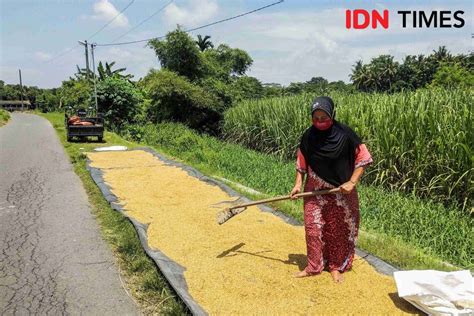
xmin=229 ymin=188 xmax=340 ymax=210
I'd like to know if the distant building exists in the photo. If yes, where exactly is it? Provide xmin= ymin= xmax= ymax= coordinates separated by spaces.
xmin=0 ymin=100 xmax=32 ymax=111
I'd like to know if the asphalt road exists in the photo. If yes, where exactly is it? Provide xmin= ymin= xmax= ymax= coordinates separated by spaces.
xmin=0 ymin=113 xmax=138 ymax=315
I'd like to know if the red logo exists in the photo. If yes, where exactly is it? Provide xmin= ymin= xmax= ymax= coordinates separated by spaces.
xmin=346 ymin=9 xmax=389 ymax=29
xmin=345 ymin=9 xmax=465 ymax=29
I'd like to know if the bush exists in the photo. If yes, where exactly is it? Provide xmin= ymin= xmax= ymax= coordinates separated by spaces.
xmin=198 ymin=77 xmax=233 ymax=109
xmin=96 ymin=77 xmax=143 ymax=129
xmin=230 ymin=76 xmax=263 ymax=102
xmin=431 ymin=63 xmax=474 ymax=88
xmin=141 ymin=69 xmax=222 ymax=134
xmin=0 ymin=109 xmax=10 ymax=126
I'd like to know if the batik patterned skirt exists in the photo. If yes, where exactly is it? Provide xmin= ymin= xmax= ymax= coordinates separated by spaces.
xmin=302 ymin=168 xmax=360 ymax=274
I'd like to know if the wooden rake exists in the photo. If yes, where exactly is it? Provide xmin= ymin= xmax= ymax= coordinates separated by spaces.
xmin=216 ymin=188 xmax=340 ymax=225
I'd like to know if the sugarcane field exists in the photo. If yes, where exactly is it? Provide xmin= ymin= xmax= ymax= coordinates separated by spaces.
xmin=1 ymin=1 xmax=473 ymax=315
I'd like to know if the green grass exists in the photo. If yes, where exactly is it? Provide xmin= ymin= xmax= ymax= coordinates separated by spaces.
xmin=121 ymin=122 xmax=472 ymax=271
xmin=38 ymin=112 xmax=188 ymax=315
xmin=223 ymin=88 xmax=474 ymax=210
xmin=0 ymin=109 xmax=11 ymax=126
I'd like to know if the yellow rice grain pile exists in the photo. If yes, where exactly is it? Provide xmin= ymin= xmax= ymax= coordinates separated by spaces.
xmin=87 ymin=150 xmax=418 ymax=315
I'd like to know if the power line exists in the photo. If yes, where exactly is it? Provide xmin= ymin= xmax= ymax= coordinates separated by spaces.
xmin=88 ymin=0 xmax=136 ymax=40
xmin=45 ymin=45 xmax=81 ymax=64
xmin=112 ymin=0 xmax=174 ymax=43
xmin=46 ymin=0 xmax=136 ymax=63
xmin=95 ymin=0 xmax=284 ymax=47
xmin=184 ymin=0 xmax=283 ymax=35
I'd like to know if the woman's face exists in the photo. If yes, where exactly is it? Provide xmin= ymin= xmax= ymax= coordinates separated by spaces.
xmin=312 ymin=110 xmax=330 ymax=122
xmin=312 ymin=109 xmax=333 ymax=131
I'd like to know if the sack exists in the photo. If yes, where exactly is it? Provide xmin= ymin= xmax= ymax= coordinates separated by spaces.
xmin=394 ymin=270 xmax=474 ymax=315
xmin=68 ymin=115 xmax=81 ymax=125
xmin=72 ymin=121 xmax=93 ymax=126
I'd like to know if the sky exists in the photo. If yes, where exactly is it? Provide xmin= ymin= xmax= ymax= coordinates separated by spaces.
xmin=0 ymin=0 xmax=472 ymax=88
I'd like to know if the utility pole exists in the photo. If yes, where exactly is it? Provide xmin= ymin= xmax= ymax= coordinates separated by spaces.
xmin=78 ymin=40 xmax=90 ymax=79
xmin=91 ymin=43 xmax=99 ymax=114
xmin=18 ymin=69 xmax=24 ymax=110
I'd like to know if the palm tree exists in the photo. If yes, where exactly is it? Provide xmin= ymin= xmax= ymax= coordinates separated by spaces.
xmin=97 ymin=61 xmax=133 ymax=81
xmin=432 ymin=46 xmax=451 ymax=62
xmin=364 ymin=55 xmax=399 ymax=92
xmin=195 ymin=35 xmax=214 ymax=52
xmin=350 ymin=60 xmax=369 ymax=91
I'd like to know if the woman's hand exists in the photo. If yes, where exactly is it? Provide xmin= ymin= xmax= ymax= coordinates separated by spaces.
xmin=339 ymin=181 xmax=356 ymax=194
xmin=290 ymin=185 xmax=301 ymax=199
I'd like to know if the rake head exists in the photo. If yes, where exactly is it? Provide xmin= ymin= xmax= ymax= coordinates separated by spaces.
xmin=216 ymin=206 xmax=247 ymax=225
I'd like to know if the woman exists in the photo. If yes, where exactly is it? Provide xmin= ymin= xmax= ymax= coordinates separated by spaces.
xmin=290 ymin=96 xmax=373 ymax=283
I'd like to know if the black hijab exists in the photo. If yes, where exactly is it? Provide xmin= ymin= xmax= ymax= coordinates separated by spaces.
xmin=299 ymin=96 xmax=362 ymax=187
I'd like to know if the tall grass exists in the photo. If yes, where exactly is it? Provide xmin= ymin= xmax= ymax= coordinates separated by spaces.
xmin=223 ymin=88 xmax=473 ymax=211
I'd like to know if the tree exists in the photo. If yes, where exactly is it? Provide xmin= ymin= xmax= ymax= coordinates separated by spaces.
xmin=350 ymin=55 xmax=400 ymax=92
xmin=60 ymin=79 xmax=93 ymax=111
xmin=0 ymin=81 xmax=22 ymax=100
xmin=306 ymin=77 xmax=328 ymax=86
xmin=430 ymin=62 xmax=474 ymax=88
xmin=397 ymin=55 xmax=422 ymax=90
xmin=146 ymin=28 xmax=260 ymax=131
xmin=304 ymin=76 xmax=329 ymax=93
xmin=286 ymin=82 xmax=305 ymax=94
xmin=262 ymin=83 xmax=284 ymax=98
xmin=36 ymin=89 xmax=60 ymax=112
xmin=0 ymin=80 xmax=58 ymax=110
xmin=199 ymin=77 xmax=233 ymax=108
xmin=369 ymin=55 xmax=399 ymax=92
xmin=328 ymin=80 xmax=353 ymax=93
xmin=350 ymin=46 xmax=474 ymax=92
xmin=203 ymin=44 xmax=253 ymax=76
xmin=432 ymin=46 xmax=452 ymax=62
xmin=23 ymin=85 xmax=41 ymax=106
xmin=231 ymin=76 xmax=263 ymax=102
xmin=453 ymin=52 xmax=474 ymax=72
xmin=96 ymin=77 xmax=142 ymax=129
xmin=350 ymin=60 xmax=368 ymax=91
xmin=148 ymin=28 xmax=203 ymax=81
xmin=195 ymin=35 xmax=214 ymax=52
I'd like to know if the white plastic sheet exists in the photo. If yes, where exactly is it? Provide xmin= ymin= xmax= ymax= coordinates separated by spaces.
xmin=94 ymin=146 xmax=128 ymax=151
xmin=394 ymin=270 xmax=474 ymax=315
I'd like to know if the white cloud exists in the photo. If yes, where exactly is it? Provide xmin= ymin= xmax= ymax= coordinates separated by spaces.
xmin=202 ymin=6 xmax=472 ymax=85
xmin=93 ymin=46 xmax=158 ymax=80
xmin=164 ymin=0 xmax=218 ymax=28
xmin=4 ymin=2 xmax=472 ymax=88
xmin=33 ymin=51 xmax=53 ymax=62
xmin=90 ymin=0 xmax=129 ymax=28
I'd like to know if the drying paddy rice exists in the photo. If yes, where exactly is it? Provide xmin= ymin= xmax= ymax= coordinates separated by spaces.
xmin=87 ymin=149 xmax=418 ymax=315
